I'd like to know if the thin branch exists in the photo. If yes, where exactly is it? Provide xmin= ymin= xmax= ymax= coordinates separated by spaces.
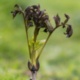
xmin=37 ymin=33 xmax=52 ymax=60
xmin=30 ymin=71 xmax=37 ymax=80
xmin=23 ymin=14 xmax=31 ymax=58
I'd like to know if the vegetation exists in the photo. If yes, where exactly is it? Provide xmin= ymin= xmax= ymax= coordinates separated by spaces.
xmin=0 ymin=0 xmax=80 ymax=80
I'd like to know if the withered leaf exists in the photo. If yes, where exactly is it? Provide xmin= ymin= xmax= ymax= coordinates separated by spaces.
xmin=11 ymin=10 xmax=19 ymax=18
xmin=61 ymin=14 xmax=70 ymax=28
xmin=63 ymin=14 xmax=70 ymax=25
xmin=65 ymin=14 xmax=70 ymax=19
xmin=11 ymin=4 xmax=22 ymax=18
xmin=64 ymin=25 xmax=73 ymax=38
xmin=53 ymin=14 xmax=60 ymax=27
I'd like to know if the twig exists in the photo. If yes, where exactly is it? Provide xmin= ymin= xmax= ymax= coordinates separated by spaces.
xmin=30 ymin=71 xmax=37 ymax=80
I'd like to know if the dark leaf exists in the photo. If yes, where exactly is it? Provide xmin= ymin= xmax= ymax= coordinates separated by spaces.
xmin=61 ymin=14 xmax=70 ymax=28
xmin=38 ymin=10 xmax=45 ymax=19
xmin=11 ymin=10 xmax=19 ymax=18
xmin=64 ymin=25 xmax=73 ymax=37
xmin=65 ymin=14 xmax=70 ymax=19
xmin=53 ymin=14 xmax=60 ymax=27
xmin=63 ymin=14 xmax=70 ymax=25
xmin=32 ymin=5 xmax=40 ymax=10
xmin=11 ymin=4 xmax=23 ymax=18
xmin=42 ymin=14 xmax=49 ymax=21
xmin=44 ymin=20 xmax=54 ymax=33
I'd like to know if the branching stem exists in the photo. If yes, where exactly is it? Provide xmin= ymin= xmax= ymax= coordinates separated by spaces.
xmin=37 ymin=33 xmax=52 ymax=60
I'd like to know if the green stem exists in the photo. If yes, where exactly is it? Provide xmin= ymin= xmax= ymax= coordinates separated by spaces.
xmin=22 ymin=14 xmax=31 ymax=58
xmin=31 ymin=27 xmax=40 ymax=65
xmin=37 ymin=33 xmax=52 ymax=60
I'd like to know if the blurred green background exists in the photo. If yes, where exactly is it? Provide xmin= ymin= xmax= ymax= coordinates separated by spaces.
xmin=0 ymin=0 xmax=80 ymax=80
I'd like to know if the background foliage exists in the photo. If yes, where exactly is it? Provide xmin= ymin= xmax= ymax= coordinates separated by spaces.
xmin=0 ymin=0 xmax=80 ymax=80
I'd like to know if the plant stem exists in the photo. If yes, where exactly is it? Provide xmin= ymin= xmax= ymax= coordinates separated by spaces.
xmin=22 ymin=14 xmax=31 ymax=58
xmin=37 ymin=25 xmax=60 ymax=60
xmin=30 ymin=71 xmax=37 ymax=80
xmin=37 ymin=33 xmax=52 ymax=60
xmin=34 ymin=27 xmax=40 ymax=42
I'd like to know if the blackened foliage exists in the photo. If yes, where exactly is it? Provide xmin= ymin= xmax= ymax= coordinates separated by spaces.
xmin=53 ymin=14 xmax=73 ymax=37
xmin=25 ymin=5 xmax=53 ymax=33
xmin=64 ymin=25 xmax=73 ymax=37
xmin=11 ymin=4 xmax=22 ymax=18
xmin=53 ymin=14 xmax=60 ymax=27
xmin=11 ymin=4 xmax=73 ymax=37
xmin=11 ymin=10 xmax=19 ymax=18
xmin=62 ymin=14 xmax=73 ymax=37
xmin=62 ymin=14 xmax=70 ymax=28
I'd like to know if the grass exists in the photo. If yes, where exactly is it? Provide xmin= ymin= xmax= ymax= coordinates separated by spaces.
xmin=0 ymin=0 xmax=80 ymax=80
